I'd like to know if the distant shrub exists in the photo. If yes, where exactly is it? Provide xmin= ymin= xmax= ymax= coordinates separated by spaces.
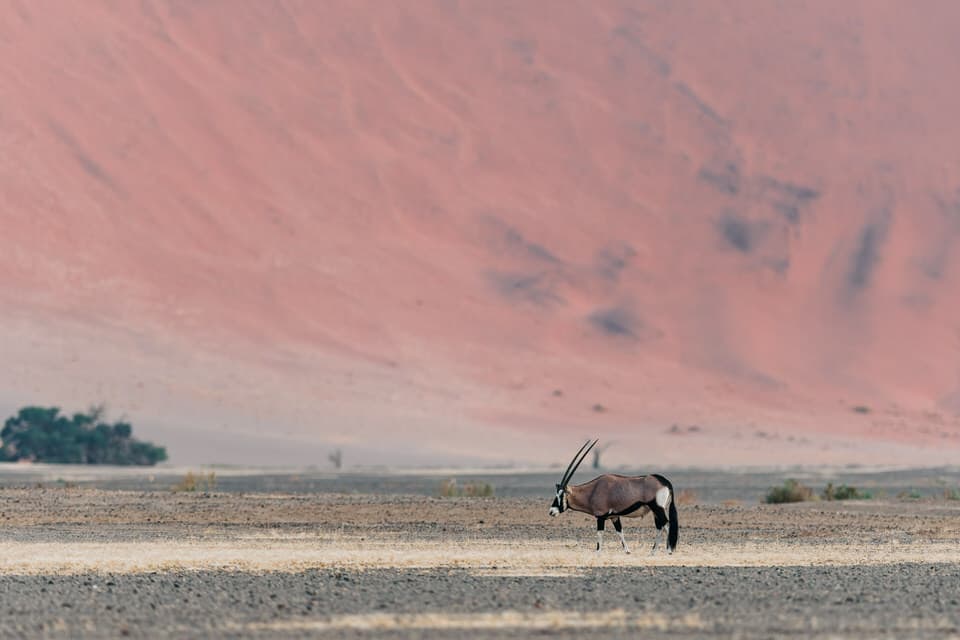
xmin=172 ymin=471 xmax=217 ymax=493
xmin=765 ymin=479 xmax=814 ymax=504
xmin=897 ymin=489 xmax=922 ymax=500
xmin=0 ymin=406 xmax=167 ymax=466
xmin=438 ymin=478 xmax=494 ymax=498
xmin=822 ymin=482 xmax=872 ymax=501
xmin=852 ymin=405 xmax=871 ymax=414
xmin=934 ymin=479 xmax=960 ymax=501
xmin=676 ymin=489 xmax=698 ymax=505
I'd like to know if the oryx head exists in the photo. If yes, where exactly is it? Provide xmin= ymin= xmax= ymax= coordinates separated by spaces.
xmin=548 ymin=439 xmax=598 ymax=516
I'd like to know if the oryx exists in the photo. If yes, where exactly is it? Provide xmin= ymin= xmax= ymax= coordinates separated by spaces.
xmin=548 ymin=439 xmax=679 ymax=554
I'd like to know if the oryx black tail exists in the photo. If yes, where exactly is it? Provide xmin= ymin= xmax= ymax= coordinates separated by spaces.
xmin=667 ymin=497 xmax=679 ymax=551
xmin=653 ymin=474 xmax=679 ymax=552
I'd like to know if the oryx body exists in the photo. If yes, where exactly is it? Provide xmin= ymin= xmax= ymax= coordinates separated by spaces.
xmin=549 ymin=440 xmax=679 ymax=554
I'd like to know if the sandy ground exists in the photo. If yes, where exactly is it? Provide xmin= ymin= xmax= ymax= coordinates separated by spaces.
xmin=1 ymin=484 xmax=960 ymax=638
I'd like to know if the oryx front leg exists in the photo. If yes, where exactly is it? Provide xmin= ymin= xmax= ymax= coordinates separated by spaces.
xmin=612 ymin=517 xmax=630 ymax=554
xmin=596 ymin=517 xmax=605 ymax=552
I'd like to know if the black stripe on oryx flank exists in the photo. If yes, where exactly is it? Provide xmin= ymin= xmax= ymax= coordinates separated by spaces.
xmin=612 ymin=500 xmax=653 ymax=517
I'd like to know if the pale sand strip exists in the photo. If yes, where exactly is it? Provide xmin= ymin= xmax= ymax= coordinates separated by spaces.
xmin=1 ymin=534 xmax=958 ymax=574
xmin=239 ymin=609 xmax=705 ymax=632
xmin=237 ymin=609 xmax=960 ymax=635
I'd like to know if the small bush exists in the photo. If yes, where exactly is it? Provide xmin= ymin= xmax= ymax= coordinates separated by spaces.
xmin=851 ymin=405 xmax=871 ymax=414
xmin=765 ymin=479 xmax=814 ymax=504
xmin=822 ymin=482 xmax=872 ymax=501
xmin=172 ymin=471 xmax=217 ymax=493
xmin=438 ymin=478 xmax=494 ymax=498
xmin=897 ymin=489 xmax=922 ymax=500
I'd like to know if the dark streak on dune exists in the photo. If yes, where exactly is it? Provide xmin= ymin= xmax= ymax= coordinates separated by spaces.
xmin=718 ymin=214 xmax=766 ymax=254
xmin=486 ymin=271 xmax=563 ymax=308
xmin=588 ymin=306 xmax=639 ymax=339
xmin=482 ymin=217 xmax=561 ymax=265
xmin=699 ymin=162 xmax=741 ymax=195
xmin=759 ymin=177 xmax=820 ymax=204
xmin=610 ymin=25 xmax=671 ymax=77
xmin=675 ymin=81 xmax=726 ymax=126
xmin=759 ymin=177 xmax=820 ymax=224
xmin=48 ymin=121 xmax=118 ymax=193
xmin=594 ymin=245 xmax=636 ymax=283
xmin=762 ymin=257 xmax=791 ymax=275
xmin=503 ymin=228 xmax=559 ymax=265
xmin=848 ymin=208 xmax=892 ymax=294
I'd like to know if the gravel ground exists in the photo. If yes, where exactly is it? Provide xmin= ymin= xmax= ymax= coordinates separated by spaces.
xmin=1 ymin=475 xmax=959 ymax=638
xmin=1 ymin=565 xmax=959 ymax=638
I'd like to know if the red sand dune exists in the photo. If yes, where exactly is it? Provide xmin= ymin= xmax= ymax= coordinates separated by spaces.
xmin=2 ymin=1 xmax=959 ymax=466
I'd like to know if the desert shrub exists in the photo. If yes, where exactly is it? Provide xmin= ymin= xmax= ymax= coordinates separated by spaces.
xmin=822 ymin=483 xmax=871 ymax=500
xmin=0 ymin=406 xmax=167 ymax=466
xmin=934 ymin=479 xmax=960 ymax=500
xmin=438 ymin=478 xmax=494 ymax=498
xmin=765 ymin=479 xmax=814 ymax=504
xmin=172 ymin=471 xmax=217 ymax=493
xmin=897 ymin=489 xmax=922 ymax=500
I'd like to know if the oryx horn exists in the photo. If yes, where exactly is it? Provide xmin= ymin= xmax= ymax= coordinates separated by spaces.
xmin=559 ymin=438 xmax=598 ymax=488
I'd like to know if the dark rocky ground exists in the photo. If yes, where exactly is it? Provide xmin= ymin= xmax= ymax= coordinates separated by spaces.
xmin=1 ymin=565 xmax=959 ymax=638
xmin=0 ymin=467 xmax=959 ymax=638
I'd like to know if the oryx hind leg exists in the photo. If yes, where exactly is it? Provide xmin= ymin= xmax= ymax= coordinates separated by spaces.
xmin=650 ymin=525 xmax=664 ymax=555
xmin=650 ymin=487 xmax=672 ymax=555
xmin=612 ymin=517 xmax=630 ymax=554
xmin=596 ymin=517 xmax=605 ymax=552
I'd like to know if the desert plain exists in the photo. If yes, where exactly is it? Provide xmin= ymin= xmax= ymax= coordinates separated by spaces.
xmin=0 ymin=464 xmax=959 ymax=638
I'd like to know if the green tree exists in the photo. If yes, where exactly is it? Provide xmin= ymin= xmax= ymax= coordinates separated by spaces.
xmin=0 ymin=406 xmax=167 ymax=466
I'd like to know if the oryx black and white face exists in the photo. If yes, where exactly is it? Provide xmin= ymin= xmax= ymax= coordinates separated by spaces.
xmin=549 ymin=439 xmax=597 ymax=517
xmin=548 ymin=483 xmax=566 ymax=516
